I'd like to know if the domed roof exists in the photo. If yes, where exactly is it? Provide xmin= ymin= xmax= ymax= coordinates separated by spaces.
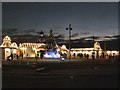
xmin=61 ymin=45 xmax=67 ymax=50
xmin=11 ymin=42 xmax=18 ymax=48
xmin=0 ymin=36 xmax=18 ymax=49
xmin=3 ymin=36 xmax=11 ymax=42
xmin=94 ymin=42 xmax=101 ymax=50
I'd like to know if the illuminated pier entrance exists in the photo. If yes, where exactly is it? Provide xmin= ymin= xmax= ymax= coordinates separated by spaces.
xmin=0 ymin=36 xmax=119 ymax=60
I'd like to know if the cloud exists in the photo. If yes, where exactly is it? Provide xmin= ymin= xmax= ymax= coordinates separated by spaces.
xmin=54 ymin=34 xmax=65 ymax=39
xmin=71 ymin=33 xmax=79 ymax=38
xmin=25 ymin=29 xmax=37 ymax=35
xmin=80 ymin=32 xmax=90 ymax=35
xmin=112 ymin=35 xmax=120 ymax=38
xmin=86 ymin=36 xmax=100 ymax=39
xmin=2 ymin=28 xmax=18 ymax=35
xmin=82 ymin=35 xmax=117 ymax=41
xmin=2 ymin=28 xmax=39 ymax=36
xmin=100 ymin=35 xmax=119 ymax=41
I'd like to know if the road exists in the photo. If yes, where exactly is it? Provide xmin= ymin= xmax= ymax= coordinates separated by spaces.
xmin=1 ymin=59 xmax=120 ymax=88
xmin=3 ymin=75 xmax=119 ymax=88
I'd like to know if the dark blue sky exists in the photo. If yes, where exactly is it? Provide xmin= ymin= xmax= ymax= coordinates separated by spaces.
xmin=2 ymin=2 xmax=118 ymax=39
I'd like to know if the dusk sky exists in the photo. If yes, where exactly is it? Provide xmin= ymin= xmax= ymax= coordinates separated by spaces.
xmin=2 ymin=2 xmax=118 ymax=39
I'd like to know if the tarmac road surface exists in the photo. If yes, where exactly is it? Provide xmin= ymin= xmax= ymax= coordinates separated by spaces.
xmin=2 ymin=59 xmax=120 ymax=88
xmin=2 ymin=74 xmax=119 ymax=88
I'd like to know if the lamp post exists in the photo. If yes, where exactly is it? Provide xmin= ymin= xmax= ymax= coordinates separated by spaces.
xmin=66 ymin=24 xmax=72 ymax=61
xmin=92 ymin=35 xmax=95 ymax=54
xmin=38 ymin=30 xmax=44 ymax=43
xmin=104 ymin=36 xmax=107 ymax=60
xmin=93 ymin=36 xmax=95 ymax=47
xmin=92 ymin=35 xmax=95 ymax=62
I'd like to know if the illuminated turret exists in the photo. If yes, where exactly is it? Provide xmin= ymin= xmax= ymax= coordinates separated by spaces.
xmin=0 ymin=36 xmax=12 ymax=47
xmin=0 ymin=36 xmax=18 ymax=49
xmin=94 ymin=42 xmax=102 ymax=50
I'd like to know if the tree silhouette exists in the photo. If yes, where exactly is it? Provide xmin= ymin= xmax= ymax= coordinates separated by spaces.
xmin=45 ymin=30 xmax=57 ymax=51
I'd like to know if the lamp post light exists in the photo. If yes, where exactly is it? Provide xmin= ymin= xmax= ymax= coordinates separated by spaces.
xmin=66 ymin=24 xmax=72 ymax=61
xmin=40 ymin=30 xmax=44 ymax=37
xmin=38 ymin=30 xmax=44 ymax=43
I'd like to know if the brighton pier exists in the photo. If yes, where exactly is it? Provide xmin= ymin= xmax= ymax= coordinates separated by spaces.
xmin=0 ymin=36 xmax=119 ymax=60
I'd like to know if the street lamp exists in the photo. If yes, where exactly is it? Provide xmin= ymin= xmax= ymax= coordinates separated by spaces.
xmin=66 ymin=24 xmax=72 ymax=60
xmin=92 ymin=35 xmax=95 ymax=61
xmin=93 ymin=36 xmax=95 ymax=47
xmin=40 ymin=30 xmax=44 ymax=37
xmin=104 ymin=36 xmax=107 ymax=59
xmin=38 ymin=30 xmax=44 ymax=42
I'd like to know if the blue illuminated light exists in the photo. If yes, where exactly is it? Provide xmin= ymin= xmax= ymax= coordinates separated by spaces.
xmin=44 ymin=50 xmax=60 ymax=58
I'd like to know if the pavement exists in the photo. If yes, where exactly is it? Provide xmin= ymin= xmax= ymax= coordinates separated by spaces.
xmin=2 ymin=58 xmax=119 ymax=65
